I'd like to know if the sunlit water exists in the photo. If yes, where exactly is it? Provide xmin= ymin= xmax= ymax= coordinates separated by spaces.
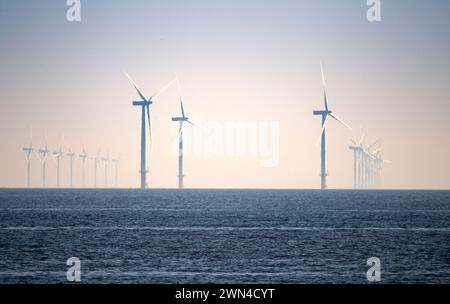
xmin=0 ymin=189 xmax=449 ymax=283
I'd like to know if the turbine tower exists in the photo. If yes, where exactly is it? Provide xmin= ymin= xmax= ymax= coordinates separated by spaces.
xmin=313 ymin=62 xmax=352 ymax=189
xmin=93 ymin=148 xmax=100 ymax=188
xmin=80 ymin=145 xmax=88 ymax=188
xmin=53 ymin=141 xmax=64 ymax=188
xmin=67 ymin=149 xmax=75 ymax=187
xmin=124 ymin=71 xmax=176 ymax=189
xmin=38 ymin=131 xmax=49 ymax=188
xmin=171 ymin=94 xmax=197 ymax=189
xmin=102 ymin=152 xmax=110 ymax=188
xmin=112 ymin=156 xmax=120 ymax=188
xmin=349 ymin=136 xmax=364 ymax=189
xmin=22 ymin=126 xmax=34 ymax=188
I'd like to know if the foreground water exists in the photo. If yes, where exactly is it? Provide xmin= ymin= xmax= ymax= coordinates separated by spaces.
xmin=0 ymin=189 xmax=449 ymax=283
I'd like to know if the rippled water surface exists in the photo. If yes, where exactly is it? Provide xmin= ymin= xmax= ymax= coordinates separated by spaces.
xmin=0 ymin=189 xmax=449 ymax=283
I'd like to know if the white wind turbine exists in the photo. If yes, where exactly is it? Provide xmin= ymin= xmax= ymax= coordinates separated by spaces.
xmin=111 ymin=156 xmax=120 ymax=188
xmin=22 ymin=126 xmax=34 ymax=188
xmin=171 ymin=77 xmax=198 ymax=189
xmin=38 ymin=130 xmax=50 ymax=188
xmin=93 ymin=148 xmax=101 ymax=188
xmin=52 ymin=135 xmax=64 ymax=188
xmin=124 ymin=71 xmax=177 ymax=189
xmin=80 ymin=144 xmax=88 ymax=188
xmin=102 ymin=152 xmax=110 ymax=188
xmin=66 ymin=149 xmax=75 ymax=187
xmin=313 ymin=61 xmax=352 ymax=189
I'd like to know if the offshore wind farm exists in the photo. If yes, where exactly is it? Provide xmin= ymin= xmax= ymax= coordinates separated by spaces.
xmin=1 ymin=0 xmax=449 ymax=286
xmin=19 ymin=63 xmax=392 ymax=190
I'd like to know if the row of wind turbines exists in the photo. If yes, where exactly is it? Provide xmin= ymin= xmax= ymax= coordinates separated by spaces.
xmin=22 ymin=133 xmax=120 ymax=188
xmin=125 ymin=62 xmax=389 ymax=190
xmin=313 ymin=62 xmax=390 ymax=189
xmin=22 ymin=62 xmax=389 ymax=190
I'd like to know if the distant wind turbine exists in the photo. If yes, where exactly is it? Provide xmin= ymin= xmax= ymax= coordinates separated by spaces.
xmin=53 ymin=136 xmax=64 ymax=188
xmin=22 ymin=126 xmax=34 ymax=188
xmin=67 ymin=149 xmax=75 ymax=187
xmin=349 ymin=136 xmax=364 ymax=190
xmin=80 ymin=144 xmax=88 ymax=188
xmin=313 ymin=62 xmax=352 ymax=190
xmin=112 ymin=156 xmax=120 ymax=188
xmin=102 ymin=152 xmax=110 ymax=188
xmin=93 ymin=148 xmax=100 ymax=188
xmin=124 ymin=71 xmax=177 ymax=189
xmin=38 ymin=130 xmax=50 ymax=188
xmin=171 ymin=79 xmax=198 ymax=189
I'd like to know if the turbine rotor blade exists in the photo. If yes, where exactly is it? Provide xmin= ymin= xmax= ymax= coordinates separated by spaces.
xmin=316 ymin=115 xmax=329 ymax=146
xmin=150 ymin=77 xmax=178 ymax=101
xmin=123 ymin=70 xmax=148 ymax=102
xmin=186 ymin=119 xmax=203 ymax=130
xmin=177 ymin=122 xmax=185 ymax=142
xmin=320 ymin=61 xmax=329 ymax=111
xmin=329 ymin=113 xmax=352 ymax=130
xmin=367 ymin=139 xmax=381 ymax=151
xmin=180 ymin=98 xmax=186 ymax=118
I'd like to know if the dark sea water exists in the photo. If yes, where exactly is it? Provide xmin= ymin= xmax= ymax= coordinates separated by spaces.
xmin=0 ymin=189 xmax=449 ymax=284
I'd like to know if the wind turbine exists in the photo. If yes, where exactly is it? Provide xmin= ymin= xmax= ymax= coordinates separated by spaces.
xmin=372 ymin=149 xmax=391 ymax=189
xmin=111 ymin=156 xmax=120 ymax=188
xmin=22 ymin=126 xmax=34 ymax=188
xmin=313 ymin=62 xmax=352 ymax=189
xmin=363 ymin=141 xmax=379 ymax=189
xmin=67 ymin=149 xmax=75 ymax=187
xmin=80 ymin=144 xmax=88 ymax=188
xmin=93 ymin=148 xmax=100 ymax=188
xmin=171 ymin=80 xmax=197 ymax=189
xmin=102 ymin=152 xmax=110 ymax=188
xmin=124 ymin=71 xmax=177 ymax=189
xmin=53 ymin=137 xmax=64 ymax=188
xmin=349 ymin=134 xmax=365 ymax=189
xmin=38 ymin=130 xmax=49 ymax=188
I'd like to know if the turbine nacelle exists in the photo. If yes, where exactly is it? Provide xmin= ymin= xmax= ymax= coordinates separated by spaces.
xmin=172 ymin=117 xmax=188 ymax=122
xmin=313 ymin=110 xmax=332 ymax=116
xmin=132 ymin=101 xmax=152 ymax=106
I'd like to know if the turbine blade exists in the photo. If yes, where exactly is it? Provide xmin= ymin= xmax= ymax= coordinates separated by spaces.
xmin=34 ymin=150 xmax=43 ymax=164
xmin=316 ymin=115 xmax=329 ymax=146
xmin=186 ymin=119 xmax=202 ymax=129
xmin=329 ymin=113 xmax=352 ymax=130
xmin=150 ymin=77 xmax=178 ymax=101
xmin=124 ymin=70 xmax=148 ymax=102
xmin=320 ymin=61 xmax=329 ymax=111
xmin=358 ymin=134 xmax=365 ymax=146
xmin=367 ymin=139 xmax=381 ymax=151
xmin=177 ymin=122 xmax=185 ymax=142
xmin=180 ymin=98 xmax=186 ymax=118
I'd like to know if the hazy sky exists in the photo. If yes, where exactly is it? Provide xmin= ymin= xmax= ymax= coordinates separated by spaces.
xmin=0 ymin=0 xmax=449 ymax=189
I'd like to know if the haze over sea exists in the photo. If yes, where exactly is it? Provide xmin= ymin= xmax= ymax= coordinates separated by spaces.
xmin=0 ymin=189 xmax=449 ymax=283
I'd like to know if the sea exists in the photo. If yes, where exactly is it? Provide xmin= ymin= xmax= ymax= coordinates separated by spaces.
xmin=0 ymin=189 xmax=449 ymax=284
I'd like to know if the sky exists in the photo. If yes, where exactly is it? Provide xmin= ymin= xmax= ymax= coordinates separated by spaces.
xmin=0 ymin=0 xmax=449 ymax=189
